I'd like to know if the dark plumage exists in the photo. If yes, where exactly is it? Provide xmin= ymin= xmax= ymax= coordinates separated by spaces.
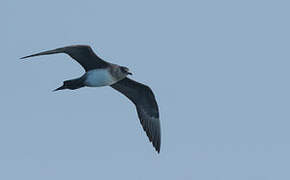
xmin=111 ymin=78 xmax=161 ymax=152
xmin=21 ymin=45 xmax=108 ymax=71
xmin=21 ymin=45 xmax=161 ymax=153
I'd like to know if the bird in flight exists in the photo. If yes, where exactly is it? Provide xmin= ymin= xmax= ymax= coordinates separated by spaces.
xmin=21 ymin=45 xmax=161 ymax=153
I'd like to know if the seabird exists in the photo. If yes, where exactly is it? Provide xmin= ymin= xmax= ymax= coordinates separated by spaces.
xmin=21 ymin=45 xmax=161 ymax=153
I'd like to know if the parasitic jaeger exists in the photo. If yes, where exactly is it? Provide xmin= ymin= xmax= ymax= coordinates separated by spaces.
xmin=21 ymin=45 xmax=161 ymax=153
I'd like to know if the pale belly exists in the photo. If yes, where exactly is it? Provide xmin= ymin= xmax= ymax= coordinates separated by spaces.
xmin=84 ymin=69 xmax=117 ymax=87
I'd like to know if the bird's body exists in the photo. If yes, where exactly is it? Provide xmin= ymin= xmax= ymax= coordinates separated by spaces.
xmin=21 ymin=45 xmax=161 ymax=153
xmin=83 ymin=63 xmax=127 ymax=87
xmin=84 ymin=69 xmax=116 ymax=87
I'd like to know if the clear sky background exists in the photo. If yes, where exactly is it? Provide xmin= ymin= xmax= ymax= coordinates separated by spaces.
xmin=0 ymin=0 xmax=289 ymax=179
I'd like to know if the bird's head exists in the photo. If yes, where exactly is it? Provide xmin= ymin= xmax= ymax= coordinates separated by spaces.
xmin=120 ymin=66 xmax=132 ymax=75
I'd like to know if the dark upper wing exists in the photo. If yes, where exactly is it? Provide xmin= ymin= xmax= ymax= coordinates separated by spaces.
xmin=21 ymin=45 xmax=109 ymax=71
xmin=111 ymin=77 xmax=161 ymax=153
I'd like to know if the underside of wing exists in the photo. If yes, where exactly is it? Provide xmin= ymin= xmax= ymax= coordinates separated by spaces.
xmin=111 ymin=78 xmax=161 ymax=153
xmin=21 ymin=45 xmax=109 ymax=71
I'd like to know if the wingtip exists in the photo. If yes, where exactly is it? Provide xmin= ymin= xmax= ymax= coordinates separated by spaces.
xmin=20 ymin=56 xmax=28 ymax=59
xmin=155 ymin=143 xmax=161 ymax=154
xmin=20 ymin=54 xmax=35 ymax=59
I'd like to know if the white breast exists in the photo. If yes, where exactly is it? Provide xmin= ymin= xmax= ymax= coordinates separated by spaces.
xmin=84 ymin=69 xmax=117 ymax=87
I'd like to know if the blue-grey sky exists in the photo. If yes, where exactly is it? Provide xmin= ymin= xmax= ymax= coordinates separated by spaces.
xmin=1 ymin=0 xmax=290 ymax=179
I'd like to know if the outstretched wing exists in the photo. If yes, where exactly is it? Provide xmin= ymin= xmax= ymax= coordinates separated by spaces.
xmin=111 ymin=78 xmax=161 ymax=153
xmin=21 ymin=45 xmax=109 ymax=71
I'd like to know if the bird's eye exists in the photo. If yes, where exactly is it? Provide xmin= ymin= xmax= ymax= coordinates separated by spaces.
xmin=121 ymin=67 xmax=128 ymax=72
